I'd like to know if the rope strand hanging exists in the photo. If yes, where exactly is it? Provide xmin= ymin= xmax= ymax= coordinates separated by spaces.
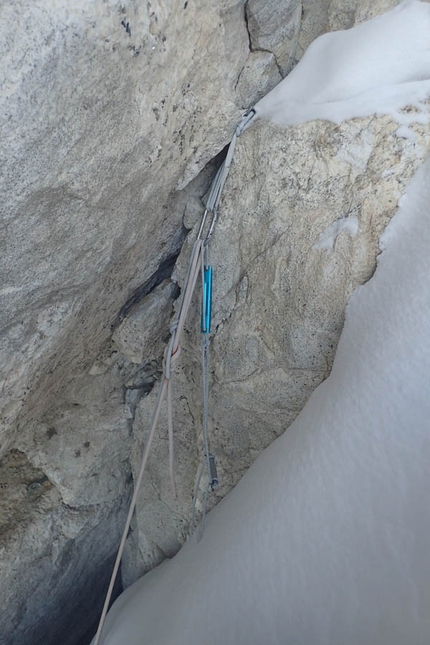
xmin=92 ymin=109 xmax=256 ymax=645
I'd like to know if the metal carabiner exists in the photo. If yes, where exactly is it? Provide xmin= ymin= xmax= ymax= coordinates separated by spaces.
xmin=236 ymin=108 xmax=256 ymax=136
xmin=208 ymin=454 xmax=219 ymax=490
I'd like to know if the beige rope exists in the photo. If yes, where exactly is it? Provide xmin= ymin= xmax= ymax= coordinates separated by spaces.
xmin=92 ymin=108 xmax=256 ymax=643
xmin=93 ymin=239 xmax=204 ymax=645
xmin=167 ymin=378 xmax=176 ymax=500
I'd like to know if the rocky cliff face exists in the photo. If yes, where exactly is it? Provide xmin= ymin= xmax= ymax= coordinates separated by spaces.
xmin=0 ymin=1 xmax=426 ymax=644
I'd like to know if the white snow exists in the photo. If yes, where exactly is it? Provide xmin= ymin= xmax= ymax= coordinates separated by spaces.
xmin=314 ymin=216 xmax=359 ymax=252
xmin=254 ymin=0 xmax=430 ymax=127
xmin=95 ymin=3 xmax=430 ymax=644
xmin=98 ymin=156 xmax=430 ymax=645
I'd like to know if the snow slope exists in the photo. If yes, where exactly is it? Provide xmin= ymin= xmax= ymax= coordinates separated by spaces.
xmin=95 ymin=3 xmax=430 ymax=644
xmin=254 ymin=0 xmax=430 ymax=126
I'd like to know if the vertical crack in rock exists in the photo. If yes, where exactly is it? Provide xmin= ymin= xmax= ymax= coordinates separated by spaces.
xmin=115 ymin=251 xmax=182 ymax=328
xmin=244 ymin=1 xmax=283 ymax=76
xmin=244 ymin=1 xmax=253 ymax=52
xmin=244 ymin=0 xmax=304 ymax=77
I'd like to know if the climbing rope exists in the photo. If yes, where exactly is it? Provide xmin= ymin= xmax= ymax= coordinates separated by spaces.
xmin=189 ymin=332 xmax=212 ymax=537
xmin=93 ymin=108 xmax=256 ymax=645
xmin=189 ymin=241 xmax=218 ymax=537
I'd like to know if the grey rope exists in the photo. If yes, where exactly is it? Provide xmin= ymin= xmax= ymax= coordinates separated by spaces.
xmin=189 ymin=112 xmax=258 ymax=537
xmin=93 ymin=241 xmax=204 ymax=645
xmin=189 ymin=331 xmax=212 ymax=538
xmin=93 ymin=108 xmax=256 ymax=644
xmin=202 ymin=327 xmax=211 ymax=469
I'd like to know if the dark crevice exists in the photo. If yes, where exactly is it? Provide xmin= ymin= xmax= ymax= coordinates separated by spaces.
xmin=57 ymin=550 xmax=124 ymax=645
xmin=113 ymin=251 xmax=181 ymax=329
xmin=244 ymin=1 xmax=253 ymax=52
xmin=202 ymin=145 xmax=229 ymax=208
xmin=258 ymin=46 xmax=283 ymax=76
xmin=75 ymin=563 xmax=123 ymax=645
xmin=244 ymin=1 xmax=283 ymax=77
